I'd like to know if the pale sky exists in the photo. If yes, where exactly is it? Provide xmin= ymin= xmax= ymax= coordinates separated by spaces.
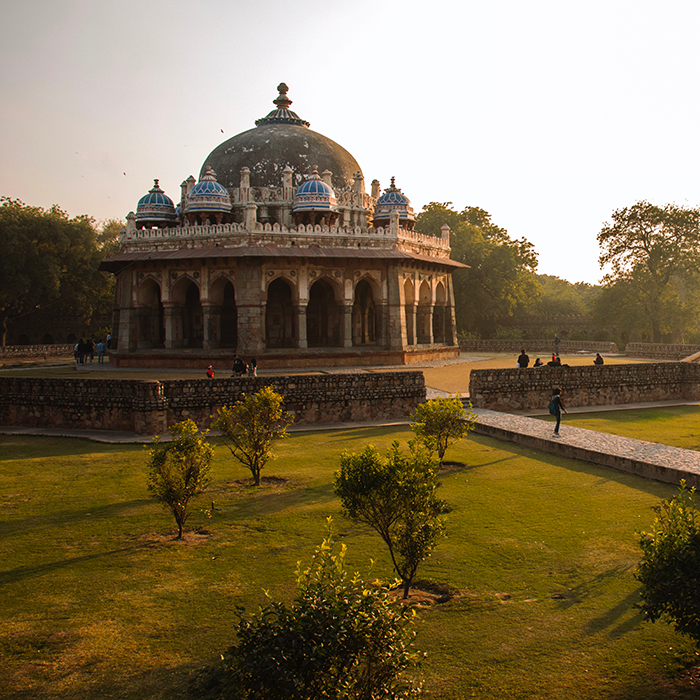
xmin=1 ymin=0 xmax=698 ymax=285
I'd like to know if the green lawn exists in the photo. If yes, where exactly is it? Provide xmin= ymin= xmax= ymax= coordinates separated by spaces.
xmin=561 ymin=405 xmax=700 ymax=451
xmin=1 ymin=427 xmax=699 ymax=699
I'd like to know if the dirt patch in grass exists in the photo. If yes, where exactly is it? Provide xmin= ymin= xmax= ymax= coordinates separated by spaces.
xmin=229 ymin=475 xmax=290 ymax=489
xmin=139 ymin=530 xmax=212 ymax=546
xmin=391 ymin=580 xmax=458 ymax=606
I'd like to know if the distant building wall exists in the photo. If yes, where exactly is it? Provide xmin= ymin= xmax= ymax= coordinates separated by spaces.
xmin=469 ymin=362 xmax=700 ymax=411
xmin=0 ymin=372 xmax=425 ymax=435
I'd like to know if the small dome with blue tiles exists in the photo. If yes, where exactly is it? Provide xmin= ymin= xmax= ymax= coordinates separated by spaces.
xmin=373 ymin=177 xmax=415 ymax=229
xmin=136 ymin=179 xmax=178 ymax=228
xmin=293 ymin=169 xmax=338 ymax=213
xmin=185 ymin=167 xmax=231 ymax=216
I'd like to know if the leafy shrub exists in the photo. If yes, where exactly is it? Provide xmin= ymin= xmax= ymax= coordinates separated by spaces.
xmin=213 ymin=386 xmax=292 ymax=486
xmin=335 ymin=441 xmax=445 ymax=599
xmin=637 ymin=481 xmax=700 ymax=644
xmin=216 ymin=521 xmax=423 ymax=699
xmin=410 ymin=395 xmax=476 ymax=466
xmin=146 ymin=419 xmax=213 ymax=538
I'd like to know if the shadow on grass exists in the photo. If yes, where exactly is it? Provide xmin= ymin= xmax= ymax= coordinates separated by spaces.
xmin=467 ymin=433 xmax=675 ymax=499
xmin=0 ymin=546 xmax=138 ymax=587
xmin=0 ymin=435 xmax=140 ymax=462
xmin=0 ymin=498 xmax=154 ymax=537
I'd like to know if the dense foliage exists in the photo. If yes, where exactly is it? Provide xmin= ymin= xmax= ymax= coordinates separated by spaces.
xmin=410 ymin=395 xmax=476 ymax=466
xmin=213 ymin=386 xmax=292 ymax=486
xmin=335 ymin=441 xmax=445 ymax=598
xmin=416 ymin=202 xmax=538 ymax=337
xmin=0 ymin=197 xmax=118 ymax=345
xmin=597 ymin=201 xmax=700 ymax=343
xmin=215 ymin=523 xmax=422 ymax=699
xmin=637 ymin=481 xmax=700 ymax=644
xmin=146 ymin=419 xmax=213 ymax=538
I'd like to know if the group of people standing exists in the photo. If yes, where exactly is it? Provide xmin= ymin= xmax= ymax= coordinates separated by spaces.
xmin=205 ymin=355 xmax=258 ymax=379
xmin=74 ymin=338 xmax=108 ymax=366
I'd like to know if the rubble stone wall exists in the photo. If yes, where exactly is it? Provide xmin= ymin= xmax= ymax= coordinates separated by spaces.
xmin=469 ymin=362 xmax=700 ymax=411
xmin=0 ymin=372 xmax=425 ymax=435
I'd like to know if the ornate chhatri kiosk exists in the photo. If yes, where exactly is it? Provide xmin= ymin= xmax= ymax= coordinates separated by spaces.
xmin=101 ymin=85 xmax=465 ymax=369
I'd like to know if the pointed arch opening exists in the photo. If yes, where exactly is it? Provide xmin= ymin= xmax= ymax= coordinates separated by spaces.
xmin=266 ymin=278 xmax=295 ymax=348
xmin=433 ymin=281 xmax=447 ymax=343
xmin=352 ymin=279 xmax=376 ymax=345
xmin=404 ymin=278 xmax=415 ymax=346
xmin=417 ymin=280 xmax=432 ymax=344
xmin=307 ymin=279 xmax=340 ymax=347
xmin=137 ymin=278 xmax=165 ymax=348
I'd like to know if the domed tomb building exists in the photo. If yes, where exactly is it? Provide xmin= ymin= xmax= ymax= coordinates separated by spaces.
xmin=100 ymin=84 xmax=466 ymax=368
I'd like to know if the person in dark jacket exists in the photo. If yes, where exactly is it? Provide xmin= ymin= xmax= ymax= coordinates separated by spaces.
xmin=517 ymin=349 xmax=529 ymax=368
xmin=550 ymin=387 xmax=567 ymax=436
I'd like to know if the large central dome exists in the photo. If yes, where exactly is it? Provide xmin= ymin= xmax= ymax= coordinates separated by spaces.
xmin=200 ymin=84 xmax=363 ymax=191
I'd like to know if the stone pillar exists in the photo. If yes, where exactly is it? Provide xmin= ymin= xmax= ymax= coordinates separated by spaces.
xmin=202 ymin=303 xmax=215 ymax=350
xmin=386 ymin=262 xmax=406 ymax=350
xmin=376 ymin=301 xmax=389 ymax=347
xmin=234 ymin=260 xmax=264 ymax=354
xmin=163 ymin=303 xmax=183 ymax=349
xmin=295 ymin=303 xmax=308 ymax=349
xmin=342 ymin=302 xmax=353 ymax=348
xmin=426 ymin=306 xmax=435 ymax=344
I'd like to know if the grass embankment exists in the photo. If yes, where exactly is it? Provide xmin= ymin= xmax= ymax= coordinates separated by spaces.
xmin=1 ymin=427 xmax=698 ymax=699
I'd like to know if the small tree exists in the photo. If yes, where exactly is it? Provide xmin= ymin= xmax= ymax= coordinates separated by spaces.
xmin=213 ymin=385 xmax=292 ymax=486
xmin=215 ymin=520 xmax=422 ymax=700
xmin=146 ymin=419 xmax=213 ymax=539
xmin=335 ymin=441 xmax=445 ymax=599
xmin=636 ymin=481 xmax=700 ymax=644
xmin=410 ymin=395 xmax=476 ymax=466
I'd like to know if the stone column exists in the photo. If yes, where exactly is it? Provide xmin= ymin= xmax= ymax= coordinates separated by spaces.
xmin=234 ymin=260 xmax=264 ymax=355
xmin=376 ymin=301 xmax=389 ymax=347
xmin=202 ymin=303 xmax=215 ymax=350
xmin=163 ymin=303 xmax=183 ymax=349
xmin=341 ymin=302 xmax=353 ymax=348
xmin=295 ymin=302 xmax=308 ymax=348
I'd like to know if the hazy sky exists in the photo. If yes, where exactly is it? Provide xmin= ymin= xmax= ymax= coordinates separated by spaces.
xmin=2 ymin=0 xmax=698 ymax=285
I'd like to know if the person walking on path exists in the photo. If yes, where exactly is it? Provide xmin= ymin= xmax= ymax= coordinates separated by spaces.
xmin=554 ymin=333 xmax=561 ymax=355
xmin=549 ymin=387 xmax=567 ymax=437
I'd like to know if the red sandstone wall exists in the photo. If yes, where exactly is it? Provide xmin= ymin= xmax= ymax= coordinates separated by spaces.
xmin=0 ymin=372 xmax=425 ymax=435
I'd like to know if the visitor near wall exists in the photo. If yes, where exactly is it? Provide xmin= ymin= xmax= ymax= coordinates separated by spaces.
xmin=206 ymin=364 xmax=214 ymax=378
xmin=233 ymin=355 xmax=246 ymax=377
xmin=517 ymin=349 xmax=529 ymax=368
xmin=549 ymin=387 xmax=567 ymax=437
xmin=594 ymin=353 xmax=604 ymax=365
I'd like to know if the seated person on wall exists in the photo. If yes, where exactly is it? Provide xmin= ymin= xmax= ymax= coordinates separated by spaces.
xmin=594 ymin=353 xmax=604 ymax=365
xmin=533 ymin=357 xmax=543 ymax=367
xmin=547 ymin=353 xmax=561 ymax=367
xmin=517 ymin=349 xmax=529 ymax=368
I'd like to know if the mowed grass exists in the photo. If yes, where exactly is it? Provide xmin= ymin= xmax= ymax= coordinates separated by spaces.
xmin=1 ymin=427 xmax=699 ymax=700
xmin=559 ymin=405 xmax=700 ymax=452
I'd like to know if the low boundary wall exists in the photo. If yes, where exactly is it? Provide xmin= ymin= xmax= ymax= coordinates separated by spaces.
xmin=625 ymin=343 xmax=700 ymax=360
xmin=0 ymin=372 xmax=426 ymax=435
xmin=469 ymin=362 xmax=700 ymax=411
xmin=0 ymin=344 xmax=73 ymax=359
xmin=459 ymin=339 xmax=618 ymax=355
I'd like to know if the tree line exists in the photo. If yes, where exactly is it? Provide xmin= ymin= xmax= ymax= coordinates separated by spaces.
xmin=416 ymin=201 xmax=700 ymax=346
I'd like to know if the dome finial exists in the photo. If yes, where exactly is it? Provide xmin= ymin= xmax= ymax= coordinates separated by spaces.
xmin=256 ymin=84 xmax=310 ymax=128
xmin=274 ymin=83 xmax=292 ymax=110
